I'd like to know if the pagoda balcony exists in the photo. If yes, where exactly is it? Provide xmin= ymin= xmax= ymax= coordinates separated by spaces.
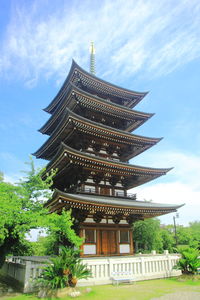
xmin=75 ymin=187 xmax=137 ymax=200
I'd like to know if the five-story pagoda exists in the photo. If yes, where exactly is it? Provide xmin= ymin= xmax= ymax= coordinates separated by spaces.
xmin=34 ymin=56 xmax=182 ymax=257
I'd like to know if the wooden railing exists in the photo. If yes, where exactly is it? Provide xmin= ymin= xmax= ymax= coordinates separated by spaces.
xmin=76 ymin=187 xmax=136 ymax=199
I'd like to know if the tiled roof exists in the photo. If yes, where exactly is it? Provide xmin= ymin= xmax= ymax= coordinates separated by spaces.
xmin=44 ymin=60 xmax=148 ymax=113
xmin=57 ymin=190 xmax=183 ymax=210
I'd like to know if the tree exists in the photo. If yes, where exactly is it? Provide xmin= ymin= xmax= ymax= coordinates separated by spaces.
xmin=133 ymin=218 xmax=163 ymax=253
xmin=0 ymin=180 xmax=35 ymax=266
xmin=44 ymin=210 xmax=83 ymax=255
xmin=188 ymin=221 xmax=200 ymax=249
xmin=160 ymin=228 xmax=174 ymax=252
xmin=0 ymin=157 xmax=82 ymax=267
xmin=18 ymin=156 xmax=54 ymax=210
xmin=176 ymin=226 xmax=192 ymax=246
xmin=0 ymin=172 xmax=4 ymax=182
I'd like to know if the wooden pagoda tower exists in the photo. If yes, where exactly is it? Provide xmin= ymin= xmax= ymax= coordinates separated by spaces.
xmin=34 ymin=60 xmax=182 ymax=257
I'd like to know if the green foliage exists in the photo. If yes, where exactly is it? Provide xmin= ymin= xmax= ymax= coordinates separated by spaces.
xmin=0 ymin=172 xmax=4 ymax=182
xmin=133 ymin=218 xmax=163 ymax=252
xmin=174 ymin=247 xmax=200 ymax=274
xmin=18 ymin=156 xmax=55 ymax=211
xmin=176 ymin=226 xmax=192 ymax=245
xmin=38 ymin=257 xmax=68 ymax=290
xmin=0 ymin=178 xmax=42 ymax=267
xmin=70 ymin=260 xmax=92 ymax=281
xmin=30 ymin=237 xmax=49 ymax=256
xmin=37 ymin=246 xmax=91 ymax=290
xmin=11 ymin=238 xmax=34 ymax=256
xmin=169 ymin=222 xmax=200 ymax=251
xmin=133 ymin=218 xmax=200 ymax=254
xmin=46 ymin=210 xmax=83 ymax=254
xmin=58 ymin=245 xmax=80 ymax=266
xmin=31 ymin=211 xmax=83 ymax=256
xmin=160 ymin=227 xmax=174 ymax=252
xmin=188 ymin=221 xmax=200 ymax=249
xmin=0 ymin=157 xmax=81 ymax=267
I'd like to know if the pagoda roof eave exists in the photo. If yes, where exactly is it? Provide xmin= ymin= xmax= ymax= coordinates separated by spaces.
xmin=34 ymin=108 xmax=162 ymax=160
xmin=44 ymin=60 xmax=148 ymax=113
xmin=40 ymin=82 xmax=154 ymax=134
xmin=43 ymin=61 xmax=75 ymax=113
xmin=71 ymin=60 xmax=148 ymax=99
xmin=71 ymin=82 xmax=153 ymax=120
xmin=42 ymin=106 xmax=160 ymax=143
xmin=47 ymin=142 xmax=172 ymax=175
xmin=46 ymin=189 xmax=184 ymax=217
xmin=44 ymin=143 xmax=172 ymax=189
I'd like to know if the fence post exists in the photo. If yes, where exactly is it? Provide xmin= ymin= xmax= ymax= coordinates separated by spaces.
xmin=140 ymin=257 xmax=145 ymax=276
xmin=108 ymin=259 xmax=113 ymax=278
xmin=24 ymin=261 xmax=32 ymax=293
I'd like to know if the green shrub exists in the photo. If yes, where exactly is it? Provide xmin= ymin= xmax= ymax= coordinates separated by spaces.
xmin=174 ymin=247 xmax=200 ymax=274
xmin=37 ymin=255 xmax=69 ymax=290
xmin=36 ymin=246 xmax=91 ymax=291
xmin=69 ymin=261 xmax=92 ymax=287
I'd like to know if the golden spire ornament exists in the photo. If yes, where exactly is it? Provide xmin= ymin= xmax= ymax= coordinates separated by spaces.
xmin=90 ymin=41 xmax=96 ymax=75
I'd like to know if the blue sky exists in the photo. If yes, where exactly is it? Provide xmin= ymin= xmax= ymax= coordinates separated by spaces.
xmin=1 ymin=0 xmax=200 ymax=227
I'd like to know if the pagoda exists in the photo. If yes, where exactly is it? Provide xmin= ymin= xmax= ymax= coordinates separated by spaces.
xmin=34 ymin=56 xmax=182 ymax=257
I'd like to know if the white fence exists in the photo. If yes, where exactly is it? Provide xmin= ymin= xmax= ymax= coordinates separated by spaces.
xmin=0 ymin=252 xmax=181 ymax=293
xmin=79 ymin=252 xmax=181 ymax=286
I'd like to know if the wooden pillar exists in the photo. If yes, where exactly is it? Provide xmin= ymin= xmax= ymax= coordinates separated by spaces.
xmin=95 ymin=184 xmax=99 ymax=194
xmin=96 ymin=229 xmax=101 ymax=255
xmin=116 ymin=229 xmax=120 ymax=255
xmin=112 ymin=186 xmax=115 ymax=196
xmin=130 ymin=229 xmax=134 ymax=254
xmin=81 ymin=183 xmax=85 ymax=192
xmin=79 ymin=228 xmax=84 ymax=256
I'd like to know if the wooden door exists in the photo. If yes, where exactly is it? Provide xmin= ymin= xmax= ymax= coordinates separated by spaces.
xmin=101 ymin=230 xmax=117 ymax=255
xmin=100 ymin=187 xmax=110 ymax=195
xmin=109 ymin=230 xmax=117 ymax=254
xmin=101 ymin=230 xmax=108 ymax=255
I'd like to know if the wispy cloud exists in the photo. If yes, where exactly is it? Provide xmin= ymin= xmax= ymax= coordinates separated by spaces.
xmin=133 ymin=149 xmax=200 ymax=188
xmin=135 ymin=181 xmax=200 ymax=226
xmin=0 ymin=0 xmax=200 ymax=86
xmin=0 ymin=151 xmax=44 ymax=183
xmin=0 ymin=152 xmax=24 ymax=183
xmin=132 ymin=150 xmax=200 ymax=225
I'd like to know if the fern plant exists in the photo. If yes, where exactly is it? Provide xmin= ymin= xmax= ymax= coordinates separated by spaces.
xmin=174 ymin=247 xmax=200 ymax=274
xmin=37 ymin=255 xmax=69 ymax=290
xmin=36 ymin=246 xmax=91 ymax=290
xmin=69 ymin=261 xmax=92 ymax=287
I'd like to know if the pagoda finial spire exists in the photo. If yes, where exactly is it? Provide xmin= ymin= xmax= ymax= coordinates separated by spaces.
xmin=90 ymin=41 xmax=96 ymax=75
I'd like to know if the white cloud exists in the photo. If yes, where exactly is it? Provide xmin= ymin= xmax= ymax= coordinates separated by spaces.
xmin=0 ymin=152 xmax=44 ymax=184
xmin=134 ymin=150 xmax=200 ymax=188
xmin=0 ymin=0 xmax=200 ymax=85
xmin=131 ymin=150 xmax=200 ymax=225
xmin=135 ymin=181 xmax=200 ymax=226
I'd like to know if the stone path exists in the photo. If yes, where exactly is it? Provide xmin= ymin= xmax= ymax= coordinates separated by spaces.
xmin=151 ymin=291 xmax=200 ymax=300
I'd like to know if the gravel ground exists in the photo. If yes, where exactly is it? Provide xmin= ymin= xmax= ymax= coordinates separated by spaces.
xmin=151 ymin=291 xmax=200 ymax=300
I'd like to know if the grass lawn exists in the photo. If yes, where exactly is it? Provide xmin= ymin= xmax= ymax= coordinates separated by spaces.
xmin=4 ymin=276 xmax=200 ymax=300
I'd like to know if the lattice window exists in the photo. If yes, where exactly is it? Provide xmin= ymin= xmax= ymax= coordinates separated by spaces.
xmin=120 ymin=230 xmax=130 ymax=243
xmin=85 ymin=229 xmax=96 ymax=243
